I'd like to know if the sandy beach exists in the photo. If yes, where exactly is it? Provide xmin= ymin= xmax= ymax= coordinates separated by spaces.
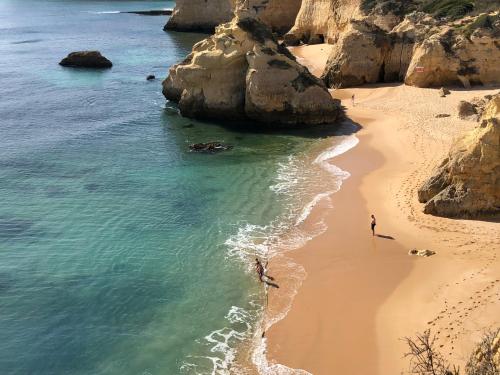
xmin=263 ymin=45 xmax=500 ymax=374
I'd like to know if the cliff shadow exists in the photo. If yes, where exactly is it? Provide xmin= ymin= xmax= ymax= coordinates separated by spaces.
xmin=161 ymin=101 xmax=358 ymax=140
xmin=160 ymin=103 xmax=362 ymax=167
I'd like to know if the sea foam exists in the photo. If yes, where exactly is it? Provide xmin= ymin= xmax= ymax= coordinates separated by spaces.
xmin=183 ymin=130 xmax=359 ymax=374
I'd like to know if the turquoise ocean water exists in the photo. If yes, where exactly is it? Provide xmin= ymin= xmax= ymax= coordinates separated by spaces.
xmin=0 ymin=1 xmax=357 ymax=374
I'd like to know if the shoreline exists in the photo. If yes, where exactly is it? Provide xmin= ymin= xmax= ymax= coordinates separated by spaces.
xmin=263 ymin=94 xmax=415 ymax=374
xmin=258 ymin=45 xmax=500 ymax=374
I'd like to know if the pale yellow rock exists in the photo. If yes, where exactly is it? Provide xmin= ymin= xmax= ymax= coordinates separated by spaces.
xmin=418 ymin=94 xmax=500 ymax=218
xmin=164 ymin=0 xmax=301 ymax=34
xmin=164 ymin=0 xmax=236 ymax=32
xmin=317 ymin=6 xmax=500 ymax=89
xmin=405 ymin=23 xmax=500 ymax=87
xmin=322 ymin=20 xmax=389 ymax=87
xmin=285 ymin=0 xmax=362 ymax=45
xmin=163 ymin=15 xmax=340 ymax=126
xmin=255 ymin=0 xmax=302 ymax=34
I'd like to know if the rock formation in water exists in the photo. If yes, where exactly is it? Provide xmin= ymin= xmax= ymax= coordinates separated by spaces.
xmin=164 ymin=0 xmax=301 ymax=34
xmin=59 ymin=51 xmax=112 ymax=68
xmin=163 ymin=13 xmax=340 ymax=127
xmin=418 ymin=94 xmax=500 ymax=218
xmin=164 ymin=0 xmax=236 ymax=32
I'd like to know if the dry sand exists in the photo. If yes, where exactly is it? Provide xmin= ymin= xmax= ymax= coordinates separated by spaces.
xmin=262 ymin=45 xmax=500 ymax=375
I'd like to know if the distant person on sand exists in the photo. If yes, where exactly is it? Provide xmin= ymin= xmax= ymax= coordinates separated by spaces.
xmin=255 ymin=258 xmax=279 ymax=288
xmin=371 ymin=214 xmax=377 ymax=236
xmin=351 ymin=94 xmax=356 ymax=107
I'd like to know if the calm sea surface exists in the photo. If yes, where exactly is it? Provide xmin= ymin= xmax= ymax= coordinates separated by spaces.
xmin=0 ymin=1 xmax=352 ymax=374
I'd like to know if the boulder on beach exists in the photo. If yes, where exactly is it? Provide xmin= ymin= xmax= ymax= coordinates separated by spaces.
xmin=458 ymin=100 xmax=479 ymax=120
xmin=438 ymin=87 xmax=450 ymax=97
xmin=59 ymin=51 xmax=112 ymax=68
xmin=418 ymin=94 xmax=500 ymax=218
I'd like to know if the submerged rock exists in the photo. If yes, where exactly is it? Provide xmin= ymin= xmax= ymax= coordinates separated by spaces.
xmin=59 ymin=51 xmax=112 ymax=68
xmin=189 ymin=142 xmax=233 ymax=153
xmin=163 ymin=13 xmax=340 ymax=127
xmin=418 ymin=94 xmax=500 ymax=218
xmin=146 ymin=75 xmax=156 ymax=81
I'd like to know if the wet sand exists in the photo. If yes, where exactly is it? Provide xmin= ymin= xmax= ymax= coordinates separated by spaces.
xmin=262 ymin=45 xmax=500 ymax=374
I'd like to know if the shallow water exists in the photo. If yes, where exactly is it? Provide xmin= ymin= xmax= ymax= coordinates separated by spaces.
xmin=0 ymin=1 xmax=356 ymax=374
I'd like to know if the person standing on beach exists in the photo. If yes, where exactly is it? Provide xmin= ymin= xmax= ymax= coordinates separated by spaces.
xmin=371 ymin=214 xmax=377 ymax=236
xmin=351 ymin=94 xmax=356 ymax=107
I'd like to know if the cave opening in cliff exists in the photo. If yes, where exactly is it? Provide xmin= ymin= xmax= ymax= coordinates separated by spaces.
xmin=378 ymin=62 xmax=386 ymax=83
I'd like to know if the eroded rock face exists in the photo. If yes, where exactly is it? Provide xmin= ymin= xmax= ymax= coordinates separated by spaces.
xmin=245 ymin=44 xmax=339 ymax=125
xmin=284 ymin=0 xmax=410 ymax=46
xmin=405 ymin=18 xmax=500 ymax=88
xmin=284 ymin=0 xmax=361 ymax=45
xmin=59 ymin=51 xmax=112 ymax=68
xmin=318 ymin=5 xmax=500 ymax=88
xmin=322 ymin=20 xmax=391 ymax=87
xmin=257 ymin=0 xmax=302 ymax=34
xmin=164 ymin=0 xmax=236 ymax=32
xmin=163 ymin=15 xmax=340 ymax=127
xmin=164 ymin=0 xmax=301 ymax=34
xmin=418 ymin=94 xmax=500 ymax=218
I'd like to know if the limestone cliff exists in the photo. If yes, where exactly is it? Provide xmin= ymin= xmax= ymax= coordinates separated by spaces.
xmin=163 ymin=13 xmax=340 ymax=127
xmin=164 ymin=0 xmax=301 ymax=34
xmin=164 ymin=0 xmax=236 ymax=32
xmin=257 ymin=0 xmax=302 ymax=34
xmin=322 ymin=10 xmax=500 ymax=88
xmin=280 ymin=0 xmax=500 ymax=88
xmin=418 ymin=94 xmax=500 ymax=218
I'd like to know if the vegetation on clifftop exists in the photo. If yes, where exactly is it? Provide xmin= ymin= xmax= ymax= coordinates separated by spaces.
xmin=422 ymin=0 xmax=474 ymax=20
xmin=362 ymin=0 xmax=500 ymax=20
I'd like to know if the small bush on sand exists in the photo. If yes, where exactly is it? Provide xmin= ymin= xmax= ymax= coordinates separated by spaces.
xmin=404 ymin=330 xmax=460 ymax=375
xmin=404 ymin=329 xmax=500 ymax=375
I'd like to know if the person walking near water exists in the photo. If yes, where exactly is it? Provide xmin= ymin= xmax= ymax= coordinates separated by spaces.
xmin=351 ymin=94 xmax=356 ymax=107
xmin=255 ymin=258 xmax=279 ymax=288
xmin=371 ymin=214 xmax=377 ymax=236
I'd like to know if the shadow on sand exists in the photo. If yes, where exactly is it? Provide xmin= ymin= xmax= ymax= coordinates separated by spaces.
xmin=376 ymin=234 xmax=395 ymax=240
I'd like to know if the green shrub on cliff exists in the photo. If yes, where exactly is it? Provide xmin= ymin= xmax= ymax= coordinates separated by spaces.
xmin=462 ymin=13 xmax=499 ymax=38
xmin=361 ymin=0 xmax=499 ymax=20
xmin=421 ymin=0 xmax=474 ymax=19
xmin=361 ymin=0 xmax=419 ymax=16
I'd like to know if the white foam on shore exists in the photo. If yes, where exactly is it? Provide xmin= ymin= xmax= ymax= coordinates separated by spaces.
xmin=253 ymin=337 xmax=312 ymax=375
xmin=185 ymin=131 xmax=359 ymax=374
xmin=295 ymin=192 xmax=332 ymax=226
xmin=180 ymin=303 xmax=260 ymax=375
